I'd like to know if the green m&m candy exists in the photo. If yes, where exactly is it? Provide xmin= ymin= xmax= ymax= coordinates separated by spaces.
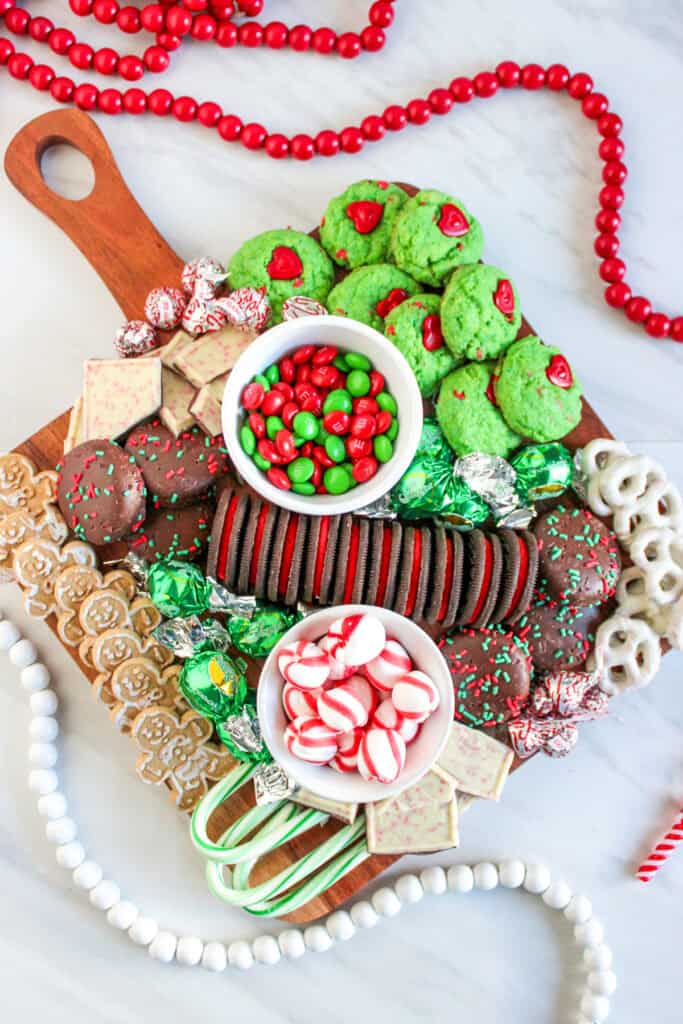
xmin=377 ymin=391 xmax=398 ymax=415
xmin=264 ymin=363 xmax=280 ymax=385
xmin=287 ymin=457 xmax=315 ymax=483
xmin=240 ymin=424 xmax=256 ymax=456
xmin=253 ymin=373 xmax=271 ymax=392
xmin=333 ymin=354 xmax=350 ymax=372
xmin=346 ymin=369 xmax=371 ymax=397
xmin=345 ymin=351 xmax=372 ymax=371
xmin=324 ymin=466 xmax=352 ymax=494
xmin=266 ymin=415 xmax=285 ymax=439
xmin=325 ymin=435 xmax=346 ymax=463
xmin=292 ymin=411 xmax=319 ymax=440
xmin=386 ymin=418 xmax=399 ymax=441
xmin=253 ymin=452 xmax=271 ymax=471
xmin=323 ymin=389 xmax=353 ymax=414
xmin=374 ymin=435 xmax=393 ymax=463
xmin=292 ymin=481 xmax=316 ymax=495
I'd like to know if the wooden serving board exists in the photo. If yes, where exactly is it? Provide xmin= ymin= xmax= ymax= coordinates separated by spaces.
xmin=5 ymin=110 xmax=613 ymax=923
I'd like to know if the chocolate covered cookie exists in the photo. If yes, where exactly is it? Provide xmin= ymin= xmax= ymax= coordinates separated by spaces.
xmin=440 ymin=626 xmax=532 ymax=729
xmin=56 ymin=439 xmax=146 ymax=545
xmin=520 ymin=597 xmax=606 ymax=674
xmin=125 ymin=419 xmax=230 ymax=507
xmin=127 ymin=499 xmax=213 ymax=561
xmin=534 ymin=504 xmax=621 ymax=606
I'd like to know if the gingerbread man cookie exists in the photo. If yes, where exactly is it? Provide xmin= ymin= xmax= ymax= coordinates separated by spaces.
xmin=77 ymin=590 xmax=163 ymax=666
xmin=54 ymin=565 xmax=138 ymax=646
xmin=0 ymin=452 xmax=59 ymax=521
xmin=101 ymin=658 xmax=183 ymax=732
xmin=12 ymin=537 xmax=97 ymax=619
xmin=0 ymin=507 xmax=67 ymax=583
xmin=89 ymin=627 xmax=173 ymax=686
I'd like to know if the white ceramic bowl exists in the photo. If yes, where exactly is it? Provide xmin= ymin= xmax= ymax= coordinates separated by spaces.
xmin=257 ymin=605 xmax=454 ymax=804
xmin=222 ymin=315 xmax=423 ymax=516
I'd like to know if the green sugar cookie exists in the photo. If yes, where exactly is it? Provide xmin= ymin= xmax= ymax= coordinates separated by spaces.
xmin=319 ymin=179 xmax=408 ymax=269
xmin=389 ymin=189 xmax=484 ymax=287
xmin=436 ymin=360 xmax=521 ymax=458
xmin=495 ymin=335 xmax=582 ymax=442
xmin=441 ymin=263 xmax=522 ymax=361
xmin=326 ymin=263 xmax=421 ymax=332
xmin=384 ymin=293 xmax=459 ymax=396
xmin=228 ymin=228 xmax=334 ymax=323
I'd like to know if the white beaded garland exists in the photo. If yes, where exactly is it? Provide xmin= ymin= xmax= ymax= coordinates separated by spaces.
xmin=149 ymin=931 xmax=177 ymax=964
xmin=499 ymin=859 xmax=526 ymax=889
xmin=29 ymin=689 xmax=58 ymax=716
xmin=304 ymin=924 xmax=333 ymax=953
xmin=72 ymin=860 xmax=103 ymax=891
xmin=89 ymin=880 xmax=121 ymax=911
xmin=107 ymin=901 xmax=139 ymax=931
xmin=541 ymin=880 xmax=573 ymax=911
xmin=28 ymin=768 xmax=58 ymax=795
xmin=252 ymin=935 xmax=281 ymax=965
xmin=523 ymin=863 xmax=551 ymax=895
xmin=128 ymin=916 xmax=159 ymax=947
xmin=201 ymin=941 xmax=227 ymax=972
xmin=29 ymin=716 xmax=59 ymax=742
xmin=372 ymin=887 xmax=401 ymax=917
xmin=447 ymin=864 xmax=474 ymax=893
xmin=0 ymin=619 xmax=21 ymax=650
xmin=588 ymin=970 xmax=617 ymax=996
xmin=176 ymin=936 xmax=204 ymax=967
xmin=278 ymin=929 xmax=306 ymax=958
xmin=29 ymin=742 xmax=58 ymax=768
xmin=9 ymin=638 xmax=37 ymax=668
xmin=350 ymin=900 xmax=378 ymax=929
xmin=325 ymin=910 xmax=355 ymax=941
xmin=420 ymin=866 xmax=447 ymax=895
xmin=565 ymin=893 xmax=593 ymax=925
xmin=55 ymin=840 xmax=86 ymax=869
xmin=584 ymin=945 xmax=613 ymax=971
xmin=228 ymin=939 xmax=254 ymax=970
xmin=580 ymin=992 xmax=611 ymax=1021
xmin=473 ymin=862 xmax=499 ymax=891
xmin=45 ymin=816 xmax=77 ymax=845
xmin=395 ymin=873 xmax=423 ymax=904
xmin=37 ymin=791 xmax=67 ymax=819
xmin=574 ymin=919 xmax=605 ymax=948
xmin=21 ymin=662 xmax=50 ymax=692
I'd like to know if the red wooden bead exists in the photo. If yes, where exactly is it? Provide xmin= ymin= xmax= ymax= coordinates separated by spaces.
xmin=0 ymin=39 xmax=14 ymax=65
xmin=93 ymin=0 xmax=118 ymax=22
xmin=545 ymin=63 xmax=570 ymax=90
xmin=215 ymin=22 xmax=237 ymax=46
xmin=49 ymin=28 xmax=76 ymax=54
xmin=266 ymin=467 xmax=291 ymax=491
xmin=360 ymin=115 xmax=385 ymax=141
xmin=123 ymin=88 xmax=147 ymax=114
xmin=384 ymin=105 xmax=407 ymax=131
xmin=239 ymin=21 xmax=263 ymax=46
xmin=315 ymin=130 xmax=340 ymax=157
xmin=237 ymin=0 xmax=262 ymax=14
xmin=599 ymin=137 xmax=624 ymax=161
xmin=289 ymin=24 xmax=312 ymax=50
xmin=156 ymin=33 xmax=182 ymax=50
xmin=264 ymin=21 xmax=288 ymax=48
xmin=600 ymin=185 xmax=624 ymax=210
xmin=369 ymin=1 xmax=394 ymax=28
xmin=582 ymin=92 xmax=609 ymax=119
xmin=118 ymin=55 xmax=144 ymax=80
xmin=496 ymin=60 xmax=520 ymax=87
xmin=594 ymin=233 xmax=619 ymax=259
xmin=172 ymin=95 xmax=198 ymax=122
xmin=29 ymin=64 xmax=54 ymax=90
xmin=599 ymin=258 xmax=626 ymax=283
xmin=94 ymin=48 xmax=119 ymax=75
xmin=99 ymin=87 xmax=123 ymax=114
xmin=567 ymin=72 xmax=593 ymax=99
xmin=144 ymin=45 xmax=170 ymax=71
xmin=473 ymin=71 xmax=498 ymax=98
xmin=352 ymin=456 xmax=378 ymax=483
xmin=604 ymin=282 xmax=631 ymax=308
xmin=340 ymin=126 xmax=364 ymax=153
xmin=68 ymin=43 xmax=94 ymax=69
xmin=198 ymin=101 xmax=222 ymax=127
xmin=148 ymin=88 xmax=173 ymax=115
xmin=406 ymin=98 xmax=431 ymax=125
xmin=361 ymin=25 xmax=385 ymax=51
xmin=337 ymin=32 xmax=361 ymax=59
xmin=645 ymin=313 xmax=671 ymax=338
xmin=450 ymin=77 xmax=474 ymax=103
xmin=598 ymin=112 xmax=623 ymax=137
xmin=165 ymin=5 xmax=192 ymax=34
xmin=117 ymin=6 xmax=141 ymax=32
xmin=217 ymin=114 xmax=242 ymax=140
xmin=521 ymin=63 xmax=546 ymax=89
xmin=5 ymin=8 xmax=30 ymax=33
xmin=595 ymin=209 xmax=621 ymax=233
xmin=670 ymin=317 xmax=683 ymax=343
xmin=70 ymin=0 xmax=94 ymax=14
xmin=428 ymin=88 xmax=454 ymax=114
xmin=312 ymin=27 xmax=336 ymax=53
xmin=191 ymin=14 xmax=217 ymax=40
xmin=28 ymin=16 xmax=54 ymax=41
xmin=241 ymin=122 xmax=267 ymax=149
xmin=602 ymin=161 xmax=627 ymax=186
xmin=211 ymin=1 xmax=234 ymax=18
xmin=50 ymin=76 xmax=75 ymax=102
xmin=141 ymin=3 xmax=165 ymax=31
xmin=184 ymin=0 xmax=207 ymax=10
xmin=8 ymin=52 xmax=33 ymax=79
xmin=73 ymin=83 xmax=99 ymax=110
xmin=624 ymin=296 xmax=652 ymax=323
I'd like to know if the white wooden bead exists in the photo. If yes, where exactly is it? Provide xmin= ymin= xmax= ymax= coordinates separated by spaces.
xmin=149 ymin=931 xmax=177 ymax=964
xmin=474 ymin=862 xmax=499 ymax=891
xmin=128 ymin=916 xmax=159 ymax=947
xmin=447 ymin=864 xmax=474 ymax=893
xmin=420 ymin=866 xmax=447 ymax=895
xmin=583 ymin=945 xmax=613 ymax=971
xmin=89 ymin=880 xmax=121 ymax=911
xmin=45 ymin=817 xmax=77 ymax=845
xmin=542 ymin=880 xmax=572 ymax=910
xmin=278 ymin=929 xmax=306 ymax=958
xmin=30 ymin=716 xmax=59 ymax=742
xmin=37 ymin=791 xmax=67 ymax=819
xmin=29 ymin=768 xmax=58 ymax=795
xmin=30 ymin=689 xmax=58 ymax=716
xmin=252 ymin=935 xmax=281 ymax=965
xmin=304 ymin=925 xmax=333 ymax=952
xmin=395 ymin=873 xmax=423 ymax=904
xmin=9 ymin=638 xmax=37 ymax=669
xmin=565 ymin=893 xmax=593 ymax=924
xmin=499 ymin=859 xmax=526 ymax=889
xmin=228 ymin=940 xmax=254 ymax=970
xmin=588 ymin=970 xmax=617 ymax=996
xmin=176 ymin=936 xmax=204 ymax=967
xmin=21 ymin=663 xmax=50 ymax=693
xmin=107 ymin=901 xmax=139 ymax=931
xmin=0 ymin=620 xmax=21 ymax=650
xmin=29 ymin=742 xmax=58 ymax=768
xmin=575 ymin=919 xmax=605 ymax=948
xmin=523 ymin=863 xmax=551 ymax=895
xmin=372 ymin=886 xmax=401 ymax=917
xmin=55 ymin=841 xmax=85 ymax=869
xmin=201 ymin=941 xmax=227 ymax=972
xmin=350 ymin=900 xmax=378 ymax=929
xmin=580 ymin=992 xmax=610 ymax=1021
xmin=326 ymin=910 xmax=355 ymax=942
xmin=73 ymin=860 xmax=103 ymax=890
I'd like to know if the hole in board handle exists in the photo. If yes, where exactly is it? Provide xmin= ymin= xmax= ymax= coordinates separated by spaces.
xmin=39 ymin=143 xmax=95 ymax=201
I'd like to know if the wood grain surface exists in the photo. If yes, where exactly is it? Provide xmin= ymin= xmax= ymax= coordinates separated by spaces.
xmin=5 ymin=110 xmax=613 ymax=923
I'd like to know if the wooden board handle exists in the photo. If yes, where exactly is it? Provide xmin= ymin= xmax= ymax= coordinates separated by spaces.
xmin=4 ymin=109 xmax=184 ymax=320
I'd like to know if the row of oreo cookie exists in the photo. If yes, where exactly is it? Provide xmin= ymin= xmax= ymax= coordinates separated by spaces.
xmin=207 ymin=487 xmax=539 ymax=628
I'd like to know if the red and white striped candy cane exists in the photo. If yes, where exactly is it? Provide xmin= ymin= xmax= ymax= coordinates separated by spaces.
xmin=635 ymin=809 xmax=683 ymax=883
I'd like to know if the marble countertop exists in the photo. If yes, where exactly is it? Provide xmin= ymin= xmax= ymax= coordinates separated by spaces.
xmin=1 ymin=1 xmax=681 ymax=1020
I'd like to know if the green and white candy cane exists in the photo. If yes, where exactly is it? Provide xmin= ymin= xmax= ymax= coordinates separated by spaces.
xmin=2 ymin=608 xmax=617 ymax=1022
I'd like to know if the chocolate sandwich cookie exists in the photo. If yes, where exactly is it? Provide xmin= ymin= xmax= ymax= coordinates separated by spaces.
xmin=534 ymin=504 xmax=621 ymax=606
xmin=392 ymin=526 xmax=432 ymax=620
xmin=520 ymin=598 xmax=606 ymax=674
xmin=440 ymin=529 xmax=466 ymax=629
xmin=456 ymin=530 xmax=502 ymax=629
xmin=493 ymin=529 xmax=539 ymax=625
xmin=315 ymin=514 xmax=343 ymax=605
xmin=331 ymin=516 xmax=371 ymax=605
xmin=302 ymin=515 xmax=323 ymax=604
xmin=284 ymin=514 xmax=309 ymax=606
xmin=56 ymin=439 xmax=147 ymax=546
xmin=423 ymin=525 xmax=447 ymax=624
xmin=267 ymin=508 xmax=292 ymax=603
xmin=374 ymin=522 xmax=403 ymax=609
xmin=412 ymin=526 xmax=433 ymax=621
xmin=253 ymin=503 xmax=280 ymax=599
xmin=125 ymin=419 xmax=230 ymax=508
xmin=364 ymin=519 xmax=389 ymax=607
xmin=127 ymin=499 xmax=213 ymax=562
xmin=392 ymin=525 xmax=416 ymax=615
xmin=349 ymin=517 xmax=370 ymax=604
xmin=224 ymin=492 xmax=249 ymax=591
xmin=206 ymin=487 xmax=247 ymax=589
xmin=236 ymin=497 xmax=263 ymax=593
xmin=331 ymin=516 xmax=355 ymax=606
xmin=439 ymin=626 xmax=532 ymax=730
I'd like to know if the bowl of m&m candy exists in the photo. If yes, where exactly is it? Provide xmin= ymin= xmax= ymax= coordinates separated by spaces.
xmin=257 ymin=605 xmax=454 ymax=803
xmin=222 ymin=315 xmax=423 ymax=515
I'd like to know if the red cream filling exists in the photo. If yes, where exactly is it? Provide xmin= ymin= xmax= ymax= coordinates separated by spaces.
xmin=502 ymin=534 xmax=530 ymax=620
xmin=404 ymin=531 xmax=422 ymax=617
xmin=375 ymin=526 xmax=393 ymax=605
xmin=343 ymin=523 xmax=361 ymax=603
xmin=437 ymin=534 xmax=454 ymax=622
xmin=312 ymin=517 xmax=330 ymax=600
xmin=248 ymin=504 xmax=269 ymax=589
